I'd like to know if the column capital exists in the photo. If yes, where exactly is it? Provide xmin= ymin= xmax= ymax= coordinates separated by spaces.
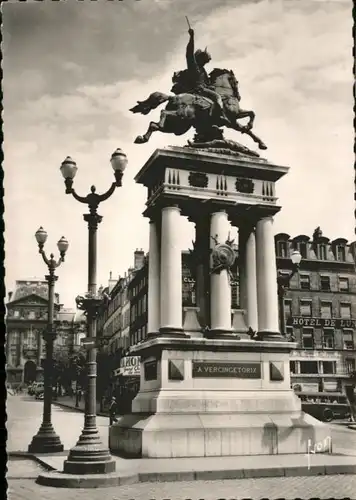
xmin=228 ymin=204 xmax=280 ymax=228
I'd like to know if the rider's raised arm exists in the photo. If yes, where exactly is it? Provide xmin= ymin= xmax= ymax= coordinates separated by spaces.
xmin=186 ymin=29 xmax=197 ymax=70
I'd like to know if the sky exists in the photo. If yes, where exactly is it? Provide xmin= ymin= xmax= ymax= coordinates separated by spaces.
xmin=3 ymin=0 xmax=354 ymax=308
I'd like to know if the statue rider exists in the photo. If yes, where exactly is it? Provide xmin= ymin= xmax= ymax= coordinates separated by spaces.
xmin=186 ymin=27 xmax=229 ymax=124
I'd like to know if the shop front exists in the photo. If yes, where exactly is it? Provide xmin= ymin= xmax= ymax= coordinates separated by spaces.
xmin=113 ymin=355 xmax=140 ymax=414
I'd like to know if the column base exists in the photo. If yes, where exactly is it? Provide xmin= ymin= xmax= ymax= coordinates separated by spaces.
xmin=157 ymin=327 xmax=189 ymax=338
xmin=28 ymin=423 xmax=64 ymax=454
xmin=63 ymin=430 xmax=116 ymax=475
xmin=205 ymin=329 xmax=240 ymax=340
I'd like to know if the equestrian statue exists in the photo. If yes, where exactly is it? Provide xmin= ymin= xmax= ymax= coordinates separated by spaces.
xmin=130 ymin=19 xmax=267 ymax=156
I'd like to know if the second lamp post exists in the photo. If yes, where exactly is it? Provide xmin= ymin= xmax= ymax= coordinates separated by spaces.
xmin=28 ymin=228 xmax=69 ymax=453
xmin=59 ymin=149 xmax=127 ymax=475
xmin=277 ymin=249 xmax=302 ymax=335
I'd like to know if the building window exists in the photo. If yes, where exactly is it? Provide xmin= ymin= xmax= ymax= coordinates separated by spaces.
xmin=300 ymin=275 xmax=310 ymax=290
xmin=320 ymin=302 xmax=332 ymax=319
xmin=346 ymin=358 xmax=356 ymax=374
xmin=318 ymin=244 xmax=327 ymax=260
xmin=297 ymin=241 xmax=308 ymax=259
xmin=284 ymin=300 xmax=292 ymax=318
xmin=290 ymin=361 xmax=296 ymax=374
xmin=339 ymin=277 xmax=349 ymax=292
xmin=323 ymin=361 xmax=336 ymax=374
xmin=277 ymin=241 xmax=288 ymax=258
xmin=302 ymin=327 xmax=314 ymax=349
xmin=300 ymin=300 xmax=312 ymax=316
xmin=320 ymin=276 xmax=331 ymax=291
xmin=28 ymin=311 xmax=35 ymax=319
xmin=26 ymin=330 xmax=36 ymax=348
xmin=343 ymin=330 xmax=354 ymax=350
xmin=322 ymin=328 xmax=334 ymax=349
xmin=13 ymin=310 xmax=19 ymax=318
xmin=7 ymin=349 xmax=18 ymax=367
xmin=340 ymin=303 xmax=351 ymax=319
xmin=336 ymin=245 xmax=346 ymax=261
xmin=300 ymin=360 xmax=318 ymax=374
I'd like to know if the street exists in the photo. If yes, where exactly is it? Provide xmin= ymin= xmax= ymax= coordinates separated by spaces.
xmin=6 ymin=395 xmax=356 ymax=499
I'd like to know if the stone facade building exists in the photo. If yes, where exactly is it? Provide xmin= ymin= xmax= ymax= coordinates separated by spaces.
xmin=6 ymin=279 xmax=86 ymax=385
xmin=96 ymin=231 xmax=356 ymax=398
xmin=275 ymin=230 xmax=356 ymax=394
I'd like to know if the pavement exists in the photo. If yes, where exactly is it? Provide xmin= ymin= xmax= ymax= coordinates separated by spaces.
xmin=6 ymin=459 xmax=356 ymax=500
xmin=6 ymin=394 xmax=356 ymax=495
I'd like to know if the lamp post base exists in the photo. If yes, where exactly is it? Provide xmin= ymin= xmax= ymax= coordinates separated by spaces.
xmin=28 ymin=423 xmax=64 ymax=454
xmin=63 ymin=431 xmax=116 ymax=474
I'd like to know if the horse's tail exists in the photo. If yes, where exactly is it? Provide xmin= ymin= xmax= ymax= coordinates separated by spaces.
xmin=130 ymin=92 xmax=169 ymax=115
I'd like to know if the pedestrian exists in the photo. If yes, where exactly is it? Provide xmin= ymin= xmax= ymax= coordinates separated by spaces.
xmin=109 ymin=396 xmax=118 ymax=425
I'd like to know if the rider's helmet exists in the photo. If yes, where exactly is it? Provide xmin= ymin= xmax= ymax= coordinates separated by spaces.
xmin=195 ymin=47 xmax=211 ymax=66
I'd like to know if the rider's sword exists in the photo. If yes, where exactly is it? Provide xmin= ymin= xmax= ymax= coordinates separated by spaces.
xmin=185 ymin=16 xmax=192 ymax=30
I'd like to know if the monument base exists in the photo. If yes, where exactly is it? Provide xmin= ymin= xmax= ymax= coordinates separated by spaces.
xmin=110 ymin=337 xmax=331 ymax=458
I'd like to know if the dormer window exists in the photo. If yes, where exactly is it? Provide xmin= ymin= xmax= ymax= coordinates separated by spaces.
xmin=277 ymin=241 xmax=288 ymax=258
xmin=298 ymin=241 xmax=307 ymax=258
xmin=318 ymin=244 xmax=327 ymax=260
xmin=336 ymin=245 xmax=346 ymax=261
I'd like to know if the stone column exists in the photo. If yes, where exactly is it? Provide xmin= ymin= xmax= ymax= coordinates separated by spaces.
xmin=210 ymin=211 xmax=232 ymax=333
xmin=147 ymin=217 xmax=161 ymax=334
xmin=255 ymin=216 xmax=280 ymax=336
xmin=244 ymin=228 xmax=259 ymax=331
xmin=160 ymin=205 xmax=183 ymax=334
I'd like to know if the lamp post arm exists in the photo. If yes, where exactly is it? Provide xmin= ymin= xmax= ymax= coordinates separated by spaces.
xmin=70 ymin=188 xmax=91 ymax=205
xmin=39 ymin=249 xmax=52 ymax=268
xmin=96 ymin=182 xmax=117 ymax=203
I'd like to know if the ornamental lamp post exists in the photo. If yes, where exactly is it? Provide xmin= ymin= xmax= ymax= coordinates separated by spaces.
xmin=59 ymin=149 xmax=127 ymax=475
xmin=28 ymin=228 xmax=69 ymax=453
xmin=277 ymin=249 xmax=302 ymax=336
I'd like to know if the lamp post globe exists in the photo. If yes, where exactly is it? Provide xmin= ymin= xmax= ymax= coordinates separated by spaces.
xmin=35 ymin=227 xmax=48 ymax=246
xmin=291 ymin=249 xmax=302 ymax=267
xmin=60 ymin=157 xmax=78 ymax=193
xmin=111 ymin=148 xmax=127 ymax=186
xmin=57 ymin=236 xmax=69 ymax=259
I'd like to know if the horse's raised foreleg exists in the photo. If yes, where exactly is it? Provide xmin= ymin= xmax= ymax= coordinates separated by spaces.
xmin=236 ymin=109 xmax=255 ymax=130
xmin=134 ymin=110 xmax=174 ymax=144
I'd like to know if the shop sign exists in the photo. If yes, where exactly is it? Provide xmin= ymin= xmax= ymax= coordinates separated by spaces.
xmin=287 ymin=317 xmax=356 ymax=329
xmin=119 ymin=356 xmax=140 ymax=377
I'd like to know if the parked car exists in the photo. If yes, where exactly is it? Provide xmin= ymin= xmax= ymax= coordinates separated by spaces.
xmin=296 ymin=391 xmax=350 ymax=422
xmin=35 ymin=386 xmax=56 ymax=399
xmin=32 ymin=382 xmax=44 ymax=396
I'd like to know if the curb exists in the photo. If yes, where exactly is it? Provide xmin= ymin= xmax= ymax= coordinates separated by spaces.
xmin=53 ymin=400 xmax=108 ymax=418
xmin=8 ymin=451 xmax=56 ymax=472
xmin=21 ymin=456 xmax=356 ymax=489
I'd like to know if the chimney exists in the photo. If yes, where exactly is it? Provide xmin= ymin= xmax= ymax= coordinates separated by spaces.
xmin=108 ymin=270 xmax=117 ymax=293
xmin=8 ymin=292 xmax=13 ymax=302
xmin=134 ymin=249 xmax=145 ymax=270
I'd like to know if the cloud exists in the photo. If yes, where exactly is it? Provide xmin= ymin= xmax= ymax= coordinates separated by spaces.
xmin=3 ymin=0 xmax=353 ymax=307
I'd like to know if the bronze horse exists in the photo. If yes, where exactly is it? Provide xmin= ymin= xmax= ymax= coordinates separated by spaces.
xmin=130 ymin=68 xmax=267 ymax=150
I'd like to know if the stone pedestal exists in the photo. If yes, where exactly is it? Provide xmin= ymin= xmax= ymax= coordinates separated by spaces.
xmin=121 ymin=147 xmax=331 ymax=460
xmin=109 ymin=337 xmax=330 ymax=458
